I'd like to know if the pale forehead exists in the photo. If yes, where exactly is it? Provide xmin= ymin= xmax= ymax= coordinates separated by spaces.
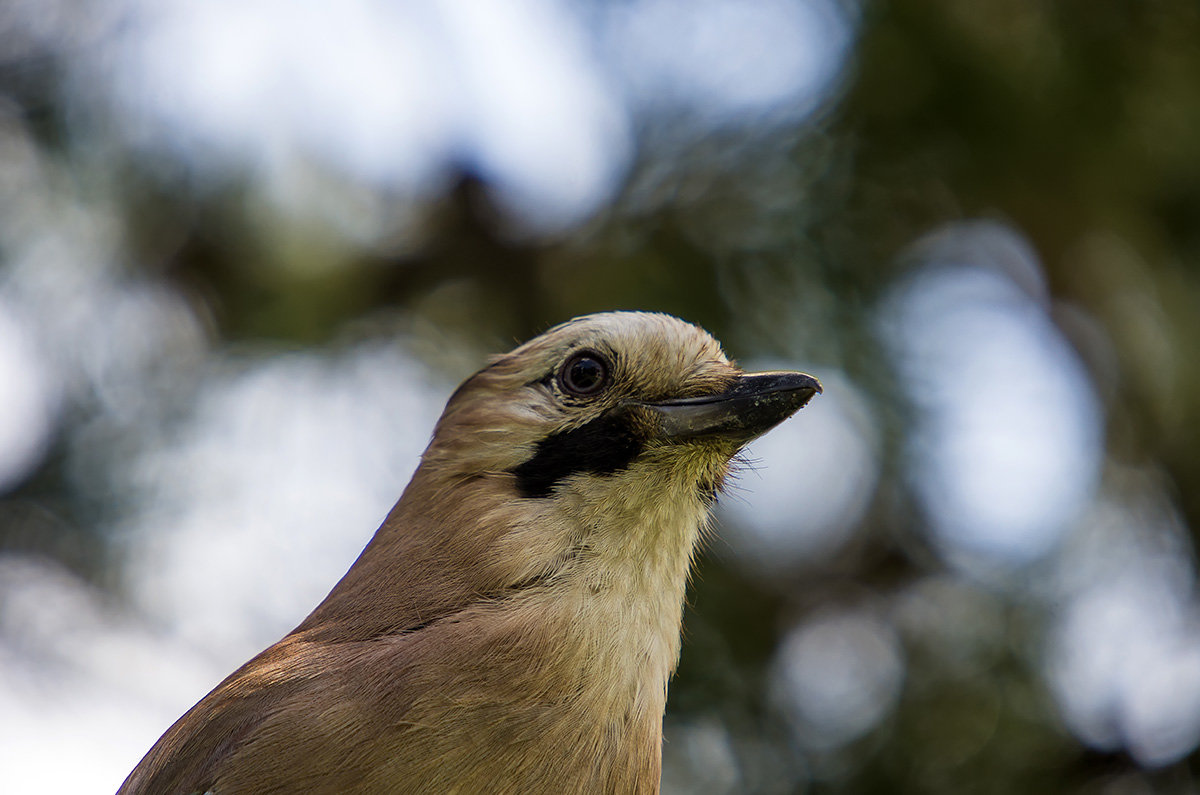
xmin=517 ymin=312 xmax=728 ymax=368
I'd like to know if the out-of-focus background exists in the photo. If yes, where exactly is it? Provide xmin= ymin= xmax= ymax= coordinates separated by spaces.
xmin=1 ymin=1 xmax=1198 ymax=792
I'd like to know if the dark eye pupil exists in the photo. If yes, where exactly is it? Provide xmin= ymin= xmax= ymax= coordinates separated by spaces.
xmin=562 ymin=355 xmax=607 ymax=395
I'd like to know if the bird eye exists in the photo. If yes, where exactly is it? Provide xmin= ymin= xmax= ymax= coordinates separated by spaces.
xmin=559 ymin=352 xmax=609 ymax=397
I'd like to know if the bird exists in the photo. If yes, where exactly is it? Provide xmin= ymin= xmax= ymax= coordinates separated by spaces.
xmin=118 ymin=311 xmax=820 ymax=795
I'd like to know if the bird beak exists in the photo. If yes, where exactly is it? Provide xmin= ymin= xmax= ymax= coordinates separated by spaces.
xmin=640 ymin=371 xmax=822 ymax=444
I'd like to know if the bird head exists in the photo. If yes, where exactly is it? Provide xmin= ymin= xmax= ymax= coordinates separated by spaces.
xmin=422 ymin=311 xmax=821 ymax=503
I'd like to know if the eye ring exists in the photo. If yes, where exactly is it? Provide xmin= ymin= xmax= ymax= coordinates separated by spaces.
xmin=558 ymin=351 xmax=610 ymax=397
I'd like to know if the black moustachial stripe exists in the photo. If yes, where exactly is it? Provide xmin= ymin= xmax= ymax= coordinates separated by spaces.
xmin=512 ymin=411 xmax=644 ymax=498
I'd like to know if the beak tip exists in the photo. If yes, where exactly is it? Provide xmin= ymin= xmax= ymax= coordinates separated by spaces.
xmin=783 ymin=372 xmax=822 ymax=400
